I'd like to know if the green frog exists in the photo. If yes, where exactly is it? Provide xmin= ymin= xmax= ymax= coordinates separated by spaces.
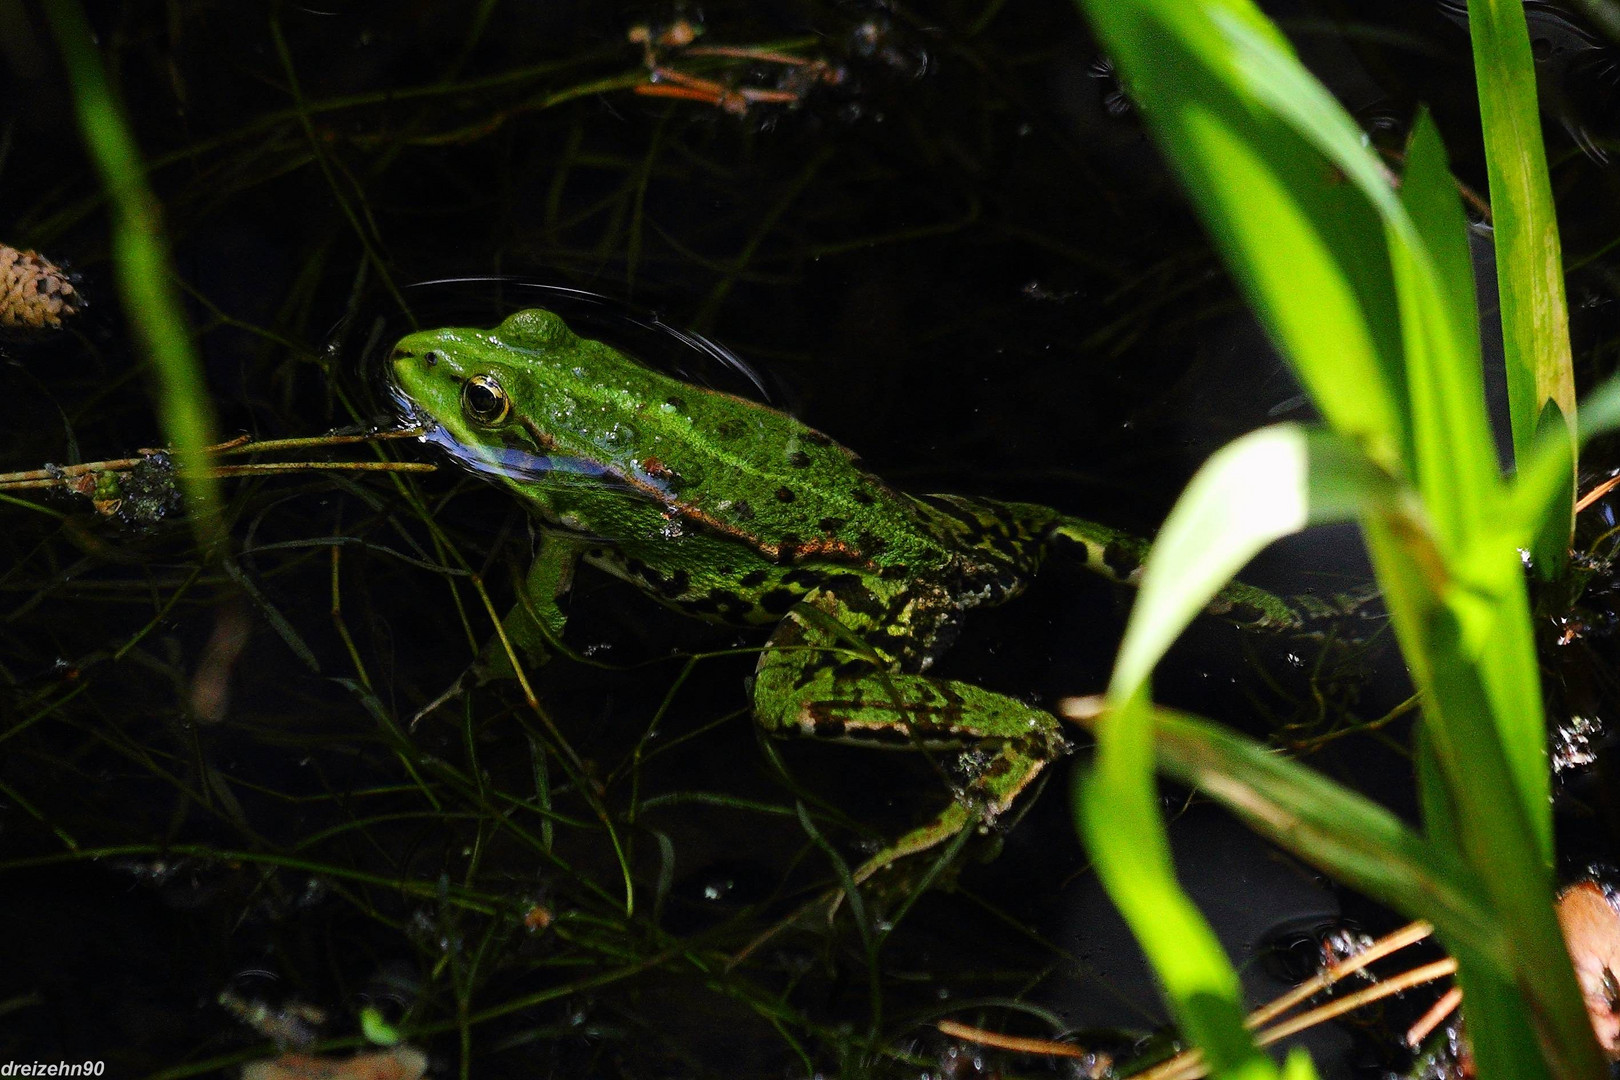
xmin=391 ymin=309 xmax=1303 ymax=885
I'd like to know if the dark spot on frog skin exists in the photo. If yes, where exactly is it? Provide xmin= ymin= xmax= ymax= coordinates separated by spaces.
xmin=683 ymin=594 xmax=720 ymax=615
xmin=834 ymin=580 xmax=887 ymax=620
xmin=817 ymin=517 xmax=847 ymax=533
xmin=803 ymin=713 xmax=846 ymax=738
xmin=761 ymin=588 xmax=799 ymax=615
xmin=802 ymin=431 xmax=833 ymax=447
xmin=783 ymin=569 xmax=825 ymax=589
xmin=879 ymin=564 xmax=910 ymax=580
xmin=707 ymin=591 xmax=755 ymax=618
xmin=1103 ymin=540 xmax=1142 ymax=579
xmin=775 ymin=486 xmax=796 ymax=503
xmin=738 ymin=569 xmax=769 ymax=588
xmin=665 ymin=395 xmax=686 ymax=411
xmin=787 ymin=450 xmax=812 ymax=468
xmin=715 ymin=418 xmax=750 ymax=440
xmin=856 ymin=531 xmax=887 ymax=555
xmin=658 ymin=569 xmax=692 ymax=599
xmin=731 ymin=499 xmax=754 ymax=520
xmin=851 ymin=488 xmax=875 ymax=505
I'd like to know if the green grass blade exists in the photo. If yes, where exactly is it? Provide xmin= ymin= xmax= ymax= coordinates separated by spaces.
xmin=1083 ymin=424 xmax=1396 ymax=1078
xmin=1136 ymin=706 xmax=1505 ymax=966
xmin=1077 ymin=690 xmax=1278 ymax=1080
xmin=1390 ymin=113 xmax=1500 ymax=556
xmin=1451 ymin=953 xmax=1556 ymax=1080
xmin=1468 ymin=0 xmax=1577 ymax=446
xmin=1468 ymin=0 xmax=1575 ymax=566
xmin=44 ymin=0 xmax=225 ymax=553
xmin=1076 ymin=0 xmax=1408 ymax=472
xmin=1361 ymin=520 xmax=1602 ymax=1079
xmin=1389 ymin=112 xmax=1550 ymax=859
xmin=1110 ymin=424 xmax=1395 ymax=697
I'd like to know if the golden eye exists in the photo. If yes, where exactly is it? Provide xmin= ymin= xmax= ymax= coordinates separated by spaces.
xmin=462 ymin=374 xmax=510 ymax=426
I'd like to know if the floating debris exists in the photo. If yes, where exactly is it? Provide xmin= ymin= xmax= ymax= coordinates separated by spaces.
xmin=240 ymin=1047 xmax=427 ymax=1080
xmin=219 ymin=989 xmax=327 ymax=1049
xmin=628 ymin=17 xmax=845 ymax=117
xmin=1556 ymin=881 xmax=1620 ymax=1056
xmin=0 ymin=244 xmax=80 ymax=329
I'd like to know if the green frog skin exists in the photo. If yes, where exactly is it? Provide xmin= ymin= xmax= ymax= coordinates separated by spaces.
xmin=391 ymin=309 xmax=1301 ymax=884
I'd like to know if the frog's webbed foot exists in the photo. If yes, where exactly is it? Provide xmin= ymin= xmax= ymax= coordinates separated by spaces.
xmin=753 ymin=587 xmax=1070 ymax=893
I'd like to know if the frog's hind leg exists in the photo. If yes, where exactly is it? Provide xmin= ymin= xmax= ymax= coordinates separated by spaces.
xmin=753 ymin=588 xmax=1069 ymax=887
xmin=1044 ymin=514 xmax=1318 ymax=632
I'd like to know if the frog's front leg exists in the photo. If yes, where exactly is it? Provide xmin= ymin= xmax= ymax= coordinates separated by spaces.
xmin=474 ymin=531 xmax=586 ymax=683
xmin=414 ymin=534 xmax=586 ymax=726
xmin=752 ymin=584 xmax=1070 ymax=886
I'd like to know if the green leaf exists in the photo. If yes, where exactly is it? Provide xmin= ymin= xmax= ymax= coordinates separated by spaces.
xmin=1077 ymin=0 xmax=1408 ymax=473
xmin=1468 ymin=0 xmax=1576 ymax=567
xmin=1083 ymin=423 xmax=1396 ymax=1079
xmin=1137 ymin=706 xmax=1506 ymax=966
xmin=1468 ymin=0 xmax=1576 ymax=453
xmin=359 ymin=1005 xmax=403 ymax=1046
xmin=1076 ymin=691 xmax=1278 ymax=1080
xmin=1389 ymin=112 xmax=1499 ymax=557
xmin=1111 ymin=424 xmax=1397 ymax=699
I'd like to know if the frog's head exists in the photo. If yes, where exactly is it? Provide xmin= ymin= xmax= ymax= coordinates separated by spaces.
xmin=390 ymin=309 xmax=667 ymax=494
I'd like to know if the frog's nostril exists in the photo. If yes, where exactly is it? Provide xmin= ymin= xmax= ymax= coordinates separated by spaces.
xmin=425 ymin=351 xmax=440 ymax=367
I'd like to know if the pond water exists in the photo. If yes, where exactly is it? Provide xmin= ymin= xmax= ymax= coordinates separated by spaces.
xmin=4 ymin=3 xmax=1620 ymax=1077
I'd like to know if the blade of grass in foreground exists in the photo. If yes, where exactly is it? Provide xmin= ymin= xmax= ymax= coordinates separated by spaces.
xmin=1081 ymin=424 xmax=1371 ymax=1080
xmin=1467 ymin=0 xmax=1575 ymax=569
xmin=1076 ymin=1 xmax=1410 ymax=474
xmin=1103 ymin=705 xmax=1505 ymax=964
xmin=43 ymin=0 xmax=225 ymax=553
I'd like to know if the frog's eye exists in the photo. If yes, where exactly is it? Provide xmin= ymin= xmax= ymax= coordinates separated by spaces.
xmin=462 ymin=374 xmax=511 ymax=426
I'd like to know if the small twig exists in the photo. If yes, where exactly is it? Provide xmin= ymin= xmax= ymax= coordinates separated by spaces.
xmin=210 ymin=427 xmax=426 ymax=457
xmin=935 ymin=1020 xmax=1109 ymax=1076
xmin=1406 ymin=986 xmax=1463 ymax=1048
xmin=683 ymin=44 xmax=816 ymax=66
xmin=1577 ymin=473 xmax=1620 ymax=514
xmin=201 ymin=461 xmax=435 ymax=477
xmin=1139 ymin=957 xmax=1457 ymax=1080
xmin=0 ymin=459 xmax=146 ymax=484
xmin=1246 ymin=920 xmax=1434 ymax=1029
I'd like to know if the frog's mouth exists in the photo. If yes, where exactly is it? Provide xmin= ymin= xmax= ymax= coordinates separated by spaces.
xmin=416 ymin=421 xmax=615 ymax=487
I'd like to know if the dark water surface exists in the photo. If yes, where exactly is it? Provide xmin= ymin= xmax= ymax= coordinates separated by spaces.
xmin=5 ymin=3 xmax=1620 ymax=1077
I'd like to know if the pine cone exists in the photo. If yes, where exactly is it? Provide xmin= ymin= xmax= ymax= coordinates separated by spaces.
xmin=0 ymin=245 xmax=80 ymax=329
